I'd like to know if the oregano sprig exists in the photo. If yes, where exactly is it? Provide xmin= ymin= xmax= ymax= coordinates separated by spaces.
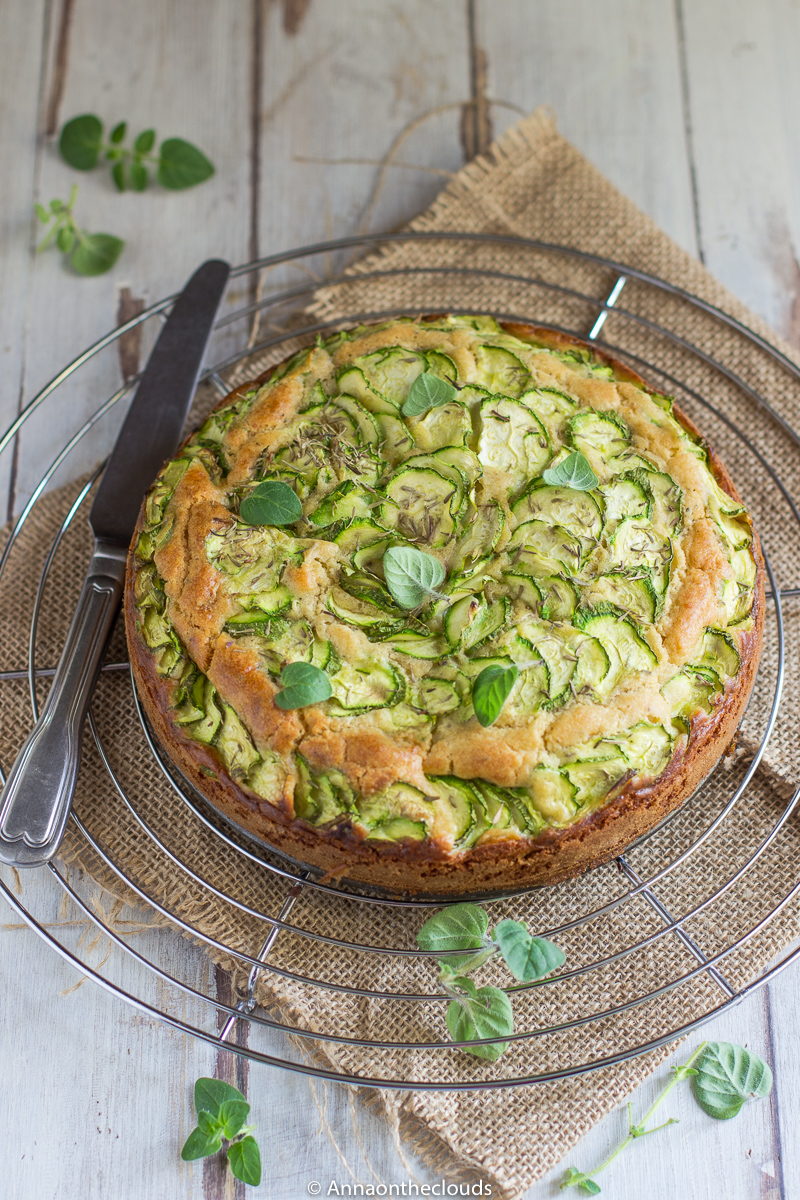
xmin=274 ymin=661 xmax=332 ymax=710
xmin=561 ymin=1041 xmax=773 ymax=1193
xmin=35 ymin=185 xmax=124 ymax=276
xmin=181 ymin=1078 xmax=262 ymax=1187
xmin=417 ymin=902 xmax=565 ymax=1060
xmin=382 ymin=546 xmax=446 ymax=609
xmin=59 ymin=113 xmax=215 ymax=192
xmin=542 ymin=451 xmax=599 ymax=491
xmin=401 ymin=372 xmax=457 ymax=417
xmin=472 ymin=663 xmax=519 ymax=727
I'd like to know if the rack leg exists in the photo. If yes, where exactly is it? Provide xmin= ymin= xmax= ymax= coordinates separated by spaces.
xmin=218 ymin=879 xmax=307 ymax=1043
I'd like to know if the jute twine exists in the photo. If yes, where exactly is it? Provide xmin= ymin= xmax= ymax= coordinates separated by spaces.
xmin=3 ymin=110 xmax=800 ymax=1198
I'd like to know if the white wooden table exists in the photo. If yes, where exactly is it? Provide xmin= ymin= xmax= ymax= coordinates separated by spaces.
xmin=1 ymin=2 xmax=798 ymax=1196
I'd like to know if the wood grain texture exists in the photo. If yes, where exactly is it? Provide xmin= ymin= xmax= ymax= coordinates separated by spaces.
xmin=0 ymin=1 xmax=799 ymax=1198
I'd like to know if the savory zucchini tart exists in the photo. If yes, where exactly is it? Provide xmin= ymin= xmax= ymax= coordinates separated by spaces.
xmin=125 ymin=315 xmax=763 ymax=893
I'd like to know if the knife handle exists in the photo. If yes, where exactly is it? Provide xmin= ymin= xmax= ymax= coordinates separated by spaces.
xmin=0 ymin=541 xmax=127 ymax=867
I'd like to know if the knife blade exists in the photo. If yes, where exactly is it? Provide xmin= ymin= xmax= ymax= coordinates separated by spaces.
xmin=0 ymin=258 xmax=231 ymax=867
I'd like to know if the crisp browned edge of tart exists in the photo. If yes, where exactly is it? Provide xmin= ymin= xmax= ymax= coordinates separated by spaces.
xmin=124 ymin=318 xmax=765 ymax=896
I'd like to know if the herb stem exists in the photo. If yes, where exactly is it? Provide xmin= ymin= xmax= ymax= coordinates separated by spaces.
xmin=561 ymin=1043 xmax=706 ymax=1192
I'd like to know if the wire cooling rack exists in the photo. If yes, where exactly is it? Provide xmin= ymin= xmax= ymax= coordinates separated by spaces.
xmin=1 ymin=232 xmax=800 ymax=1090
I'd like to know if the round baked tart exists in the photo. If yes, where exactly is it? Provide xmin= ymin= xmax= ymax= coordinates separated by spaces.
xmin=125 ymin=314 xmax=763 ymax=895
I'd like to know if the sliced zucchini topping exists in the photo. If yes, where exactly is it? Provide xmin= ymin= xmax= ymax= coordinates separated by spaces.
xmin=134 ymin=315 xmax=758 ymax=844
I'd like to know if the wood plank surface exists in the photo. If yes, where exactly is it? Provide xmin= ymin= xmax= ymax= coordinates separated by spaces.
xmin=0 ymin=2 xmax=798 ymax=1198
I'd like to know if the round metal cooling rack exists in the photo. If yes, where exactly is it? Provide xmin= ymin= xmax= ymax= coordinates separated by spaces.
xmin=2 ymin=232 xmax=800 ymax=1090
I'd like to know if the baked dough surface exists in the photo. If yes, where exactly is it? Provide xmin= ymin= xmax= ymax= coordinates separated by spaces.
xmin=125 ymin=316 xmax=763 ymax=893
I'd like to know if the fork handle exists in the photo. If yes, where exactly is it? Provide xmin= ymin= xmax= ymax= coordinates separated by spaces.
xmin=0 ymin=541 xmax=126 ymax=867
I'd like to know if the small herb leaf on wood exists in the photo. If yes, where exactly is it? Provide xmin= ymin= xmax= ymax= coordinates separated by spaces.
xmin=181 ymin=1126 xmax=221 ymax=1161
xmin=240 ymin=479 xmax=302 ymax=526
xmin=227 ymin=1136 xmax=262 ymax=1187
xmin=158 ymin=137 xmax=216 ymax=190
xmin=194 ymin=1076 xmax=244 ymax=1118
xmin=217 ymin=1099 xmax=251 ymax=1140
xmin=71 ymin=232 xmax=125 ymax=276
xmin=472 ymin=663 xmax=518 ymax=727
xmin=382 ymin=545 xmax=445 ymax=609
xmin=493 ymin=919 xmax=565 ymax=982
xmin=543 ymin=451 xmax=599 ymax=491
xmin=445 ymin=979 xmax=514 ymax=1062
xmin=692 ymin=1042 xmax=773 ymax=1120
xmin=274 ymin=661 xmax=332 ymax=710
xmin=401 ymin=372 xmax=457 ymax=417
xmin=59 ymin=114 xmax=104 ymax=170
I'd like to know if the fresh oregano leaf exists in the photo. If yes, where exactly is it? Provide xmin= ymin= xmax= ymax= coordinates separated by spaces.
xmin=135 ymin=128 xmax=156 ymax=154
xmin=274 ymin=661 xmax=332 ymax=710
xmin=217 ymin=1098 xmax=250 ymax=1140
xmin=472 ymin=663 xmax=518 ymax=727
xmin=227 ymin=1135 xmax=262 ymax=1187
xmin=34 ymin=203 xmax=49 ymax=223
xmin=130 ymin=162 xmax=148 ymax=192
xmin=194 ymin=1076 xmax=245 ymax=1119
xmin=417 ymin=902 xmax=489 ymax=953
xmin=112 ymin=161 xmax=126 ymax=192
xmin=401 ymin=372 xmax=457 ymax=417
xmin=560 ymin=1171 xmax=601 ymax=1195
xmin=445 ymin=979 xmax=513 ymax=1062
xmin=382 ymin=545 xmax=445 ymax=609
xmin=542 ymin=451 xmax=599 ymax=491
xmin=158 ymin=137 xmax=215 ymax=189
xmin=692 ymin=1041 xmax=773 ymax=1119
xmin=59 ymin=113 xmax=103 ymax=170
xmin=493 ymin=919 xmax=565 ymax=982
xmin=70 ymin=232 xmax=125 ymax=276
xmin=240 ymin=479 xmax=302 ymax=526
xmin=181 ymin=1125 xmax=221 ymax=1161
xmin=110 ymin=121 xmax=127 ymax=145
xmin=197 ymin=1109 xmax=223 ymax=1137
xmin=56 ymin=225 xmax=76 ymax=254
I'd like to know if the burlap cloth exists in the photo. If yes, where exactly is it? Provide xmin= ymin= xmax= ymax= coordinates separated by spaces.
xmin=3 ymin=109 xmax=800 ymax=1198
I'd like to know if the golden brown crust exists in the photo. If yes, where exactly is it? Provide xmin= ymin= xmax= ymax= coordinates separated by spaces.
xmin=125 ymin=318 xmax=764 ymax=895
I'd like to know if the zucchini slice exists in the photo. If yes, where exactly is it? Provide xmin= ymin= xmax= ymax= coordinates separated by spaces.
xmin=434 ymin=445 xmax=483 ymax=485
xmin=574 ymin=605 xmax=658 ymax=679
xmin=329 ymin=392 xmax=381 ymax=446
xmin=618 ymin=722 xmax=674 ymax=778
xmin=475 ymin=396 xmax=550 ymax=489
xmin=427 ymin=776 xmax=476 ymax=844
xmin=445 ymin=595 xmax=509 ymax=652
xmin=376 ymin=412 xmax=415 ymax=463
xmin=609 ymin=517 xmax=672 ymax=593
xmin=563 ymin=756 xmax=630 ymax=807
xmin=326 ymin=587 xmax=405 ymax=638
xmin=406 ymin=401 xmax=472 ymax=451
xmin=185 ymin=679 xmax=224 ymax=745
xmin=308 ymin=480 xmax=373 ymax=528
xmin=528 ymin=765 xmax=577 ymax=824
xmin=570 ymin=409 xmax=631 ymax=459
xmin=333 ymin=518 xmax=391 ymax=557
xmin=518 ymin=387 xmax=578 ymax=442
xmin=328 ymin=660 xmax=406 ymax=714
xmin=354 ymin=347 xmax=428 ymax=407
xmin=511 ymin=483 xmax=603 ymax=543
xmin=425 ymin=349 xmax=458 ymax=382
xmin=451 ymin=502 xmax=505 ymax=573
xmin=600 ymin=475 xmax=652 ymax=523
xmin=337 ymin=365 xmax=396 ymax=415
xmin=380 ymin=466 xmax=461 ymax=546
xmin=581 ymin=571 xmax=659 ymax=623
xmin=216 ymin=705 xmax=261 ymax=780
xmin=507 ymin=519 xmax=584 ymax=574
xmin=696 ymin=627 xmax=741 ymax=679
xmin=383 ymin=631 xmax=449 ymax=659
xmin=414 ymin=676 xmax=462 ymax=715
xmin=573 ymin=636 xmax=612 ymax=696
xmin=357 ymin=782 xmax=436 ymax=839
xmin=473 ymin=344 xmax=532 ymax=396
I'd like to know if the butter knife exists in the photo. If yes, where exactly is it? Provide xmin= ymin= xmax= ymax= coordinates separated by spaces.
xmin=0 ymin=258 xmax=231 ymax=867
